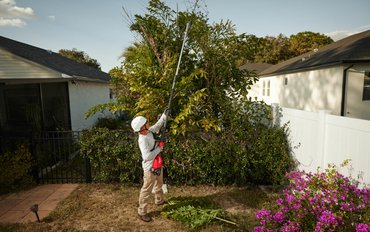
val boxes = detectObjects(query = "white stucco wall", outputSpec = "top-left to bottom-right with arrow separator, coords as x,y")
259,67 -> 344,115
248,65 -> 370,119
68,81 -> 111,131
280,67 -> 343,115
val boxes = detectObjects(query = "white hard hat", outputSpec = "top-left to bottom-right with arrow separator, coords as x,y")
131,116 -> 147,132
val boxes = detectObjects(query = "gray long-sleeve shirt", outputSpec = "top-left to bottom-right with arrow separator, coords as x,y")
138,113 -> 167,172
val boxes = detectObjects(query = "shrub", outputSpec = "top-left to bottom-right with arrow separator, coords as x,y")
254,161 -> 370,232
79,128 -> 141,183
0,144 -> 35,194
165,124 -> 295,186
94,117 -> 127,130
166,101 -> 296,186
80,101 -> 296,186
246,124 -> 295,185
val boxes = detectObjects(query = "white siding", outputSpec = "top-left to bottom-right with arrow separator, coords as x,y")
68,81 -> 111,131
249,65 -> 370,120
0,48 -> 61,79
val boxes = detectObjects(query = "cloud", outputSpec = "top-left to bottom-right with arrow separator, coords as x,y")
326,31 -> 357,41
326,25 -> 370,41
359,24 -> 370,30
0,0 -> 34,27
48,15 -> 56,20
0,17 -> 25,27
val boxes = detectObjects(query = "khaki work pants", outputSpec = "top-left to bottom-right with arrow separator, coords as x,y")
138,168 -> 164,216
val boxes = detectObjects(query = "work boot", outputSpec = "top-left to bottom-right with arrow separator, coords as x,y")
138,214 -> 151,222
155,200 -> 167,206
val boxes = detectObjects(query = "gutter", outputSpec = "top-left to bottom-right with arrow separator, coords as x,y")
340,64 -> 354,116
259,60 -> 369,77
72,75 -> 110,83
61,73 -> 110,83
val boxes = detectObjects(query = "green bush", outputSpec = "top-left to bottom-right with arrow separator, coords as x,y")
79,128 -> 142,183
80,102 -> 297,186
79,126 -> 295,186
165,124 -> 294,186
246,124 -> 295,185
0,144 -> 35,194
94,117 -> 126,130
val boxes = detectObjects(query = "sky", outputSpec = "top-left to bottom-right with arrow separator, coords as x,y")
1,0 -> 370,73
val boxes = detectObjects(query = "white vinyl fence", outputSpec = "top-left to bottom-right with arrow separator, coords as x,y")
275,106 -> 370,185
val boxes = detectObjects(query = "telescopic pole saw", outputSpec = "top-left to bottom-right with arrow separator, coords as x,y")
160,21 -> 191,142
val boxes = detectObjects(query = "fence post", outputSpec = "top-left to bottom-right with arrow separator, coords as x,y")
317,110 -> 330,169
271,103 -> 281,127
29,135 -> 40,184
85,157 -> 92,183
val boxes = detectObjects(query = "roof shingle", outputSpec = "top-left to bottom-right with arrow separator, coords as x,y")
0,36 -> 111,82
259,30 -> 370,76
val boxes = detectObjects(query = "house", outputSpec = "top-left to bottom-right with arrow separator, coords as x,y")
247,30 -> 370,121
240,62 -> 273,74
0,36 -> 112,136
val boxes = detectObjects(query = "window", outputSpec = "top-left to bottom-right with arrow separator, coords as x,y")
363,72 -> 370,101
261,80 -> 270,97
284,77 -> 288,85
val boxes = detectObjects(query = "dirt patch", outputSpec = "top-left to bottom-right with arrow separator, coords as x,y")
0,184 -> 277,231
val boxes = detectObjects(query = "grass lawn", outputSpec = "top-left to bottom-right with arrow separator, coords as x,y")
0,184 -> 279,231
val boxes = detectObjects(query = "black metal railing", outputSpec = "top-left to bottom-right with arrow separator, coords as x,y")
1,131 -> 92,184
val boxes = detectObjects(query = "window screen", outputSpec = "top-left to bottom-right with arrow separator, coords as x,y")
2,82 -> 71,135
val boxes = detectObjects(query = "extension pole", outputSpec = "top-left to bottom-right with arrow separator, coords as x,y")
161,21 -> 191,141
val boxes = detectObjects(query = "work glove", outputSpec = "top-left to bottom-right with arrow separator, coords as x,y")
158,141 -> 164,152
157,109 -> 169,121
163,108 -> 170,117
159,141 -> 164,148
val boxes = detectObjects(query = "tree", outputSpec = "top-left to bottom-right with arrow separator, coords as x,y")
85,0 -> 297,187
236,34 -> 265,66
58,48 -> 101,70
239,31 -> 333,65
289,31 -> 333,57
254,34 -> 292,64
88,0 -> 257,135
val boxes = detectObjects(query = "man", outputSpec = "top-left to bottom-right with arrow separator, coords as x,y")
131,112 -> 167,222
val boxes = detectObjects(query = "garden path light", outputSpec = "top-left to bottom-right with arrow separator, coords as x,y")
30,204 -> 40,222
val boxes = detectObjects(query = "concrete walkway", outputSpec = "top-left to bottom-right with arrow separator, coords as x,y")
0,184 -> 78,223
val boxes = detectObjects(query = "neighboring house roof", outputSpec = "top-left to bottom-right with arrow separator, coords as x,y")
240,63 -> 273,75
0,36 -> 111,82
260,30 -> 370,77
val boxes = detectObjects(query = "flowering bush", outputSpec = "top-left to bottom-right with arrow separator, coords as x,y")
254,161 -> 370,232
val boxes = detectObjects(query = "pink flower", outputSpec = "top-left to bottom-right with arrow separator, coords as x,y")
272,211 -> 286,223
318,210 -> 338,225
256,209 -> 271,219
254,226 -> 265,232
255,166 -> 370,232
356,223 -> 370,232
